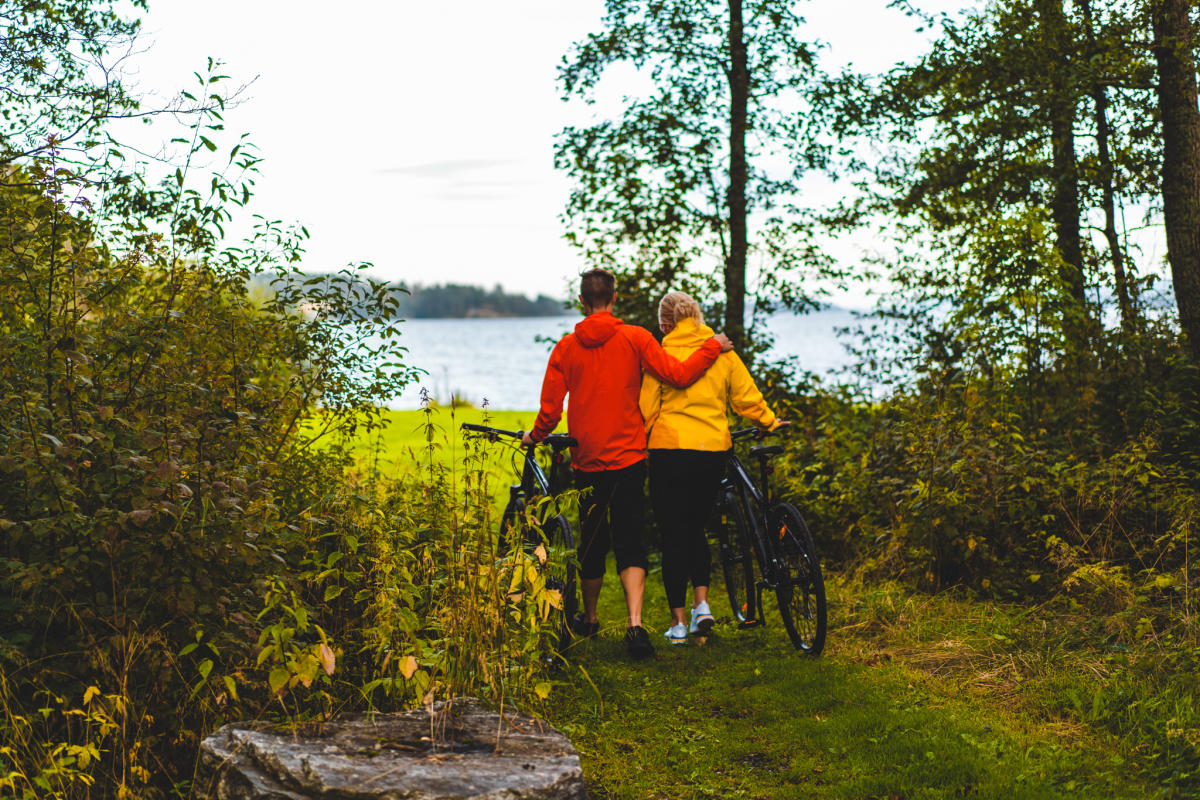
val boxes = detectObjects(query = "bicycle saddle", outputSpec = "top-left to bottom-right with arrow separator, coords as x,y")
541,433 -> 579,449
750,444 -> 784,458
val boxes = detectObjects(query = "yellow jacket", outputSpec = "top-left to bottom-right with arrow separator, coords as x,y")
639,318 -> 778,451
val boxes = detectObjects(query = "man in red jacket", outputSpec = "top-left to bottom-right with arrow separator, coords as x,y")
523,268 -> 732,658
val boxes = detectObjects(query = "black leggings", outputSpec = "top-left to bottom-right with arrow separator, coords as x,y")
649,449 -> 727,609
575,460 -> 649,580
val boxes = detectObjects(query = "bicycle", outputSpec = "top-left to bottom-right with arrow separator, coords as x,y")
711,427 -> 827,654
460,423 -> 580,650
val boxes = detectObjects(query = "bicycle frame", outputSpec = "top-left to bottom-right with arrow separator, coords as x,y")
514,445 -> 564,505
714,426 -> 828,653
460,422 -> 581,653
723,449 -> 785,616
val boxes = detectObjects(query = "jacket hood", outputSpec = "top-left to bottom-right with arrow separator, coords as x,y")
574,311 -> 622,348
663,317 -> 713,348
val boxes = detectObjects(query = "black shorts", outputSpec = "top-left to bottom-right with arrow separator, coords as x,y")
574,460 -> 649,580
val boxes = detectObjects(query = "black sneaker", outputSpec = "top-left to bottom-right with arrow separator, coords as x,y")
625,625 -> 654,659
571,613 -> 600,639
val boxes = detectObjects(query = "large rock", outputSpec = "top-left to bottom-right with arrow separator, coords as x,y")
195,698 -> 586,799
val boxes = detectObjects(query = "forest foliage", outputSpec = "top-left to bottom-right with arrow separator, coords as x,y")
5,0 -> 1200,797
0,4 -> 568,798
563,2 -> 1200,788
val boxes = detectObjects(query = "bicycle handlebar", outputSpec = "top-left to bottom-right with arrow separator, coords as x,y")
730,424 -> 790,442
460,423 -> 578,449
461,422 -> 521,439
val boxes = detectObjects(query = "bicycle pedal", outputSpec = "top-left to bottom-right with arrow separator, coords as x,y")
737,618 -> 763,630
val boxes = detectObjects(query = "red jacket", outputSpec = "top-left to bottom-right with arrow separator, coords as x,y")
530,311 -> 720,472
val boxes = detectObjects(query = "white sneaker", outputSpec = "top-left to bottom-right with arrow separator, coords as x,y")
689,601 -> 715,635
663,622 -> 688,644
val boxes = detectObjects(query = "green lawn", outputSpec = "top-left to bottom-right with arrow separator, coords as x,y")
345,407 -> 555,476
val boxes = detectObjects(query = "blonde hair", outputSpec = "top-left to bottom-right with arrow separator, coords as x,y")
658,291 -> 704,334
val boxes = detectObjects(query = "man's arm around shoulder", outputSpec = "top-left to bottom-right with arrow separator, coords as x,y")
631,326 -> 734,388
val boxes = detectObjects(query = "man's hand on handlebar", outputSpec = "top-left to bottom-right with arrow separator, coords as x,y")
713,333 -> 734,353
521,431 -> 535,447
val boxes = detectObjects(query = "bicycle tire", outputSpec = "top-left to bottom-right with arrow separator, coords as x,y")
542,514 -> 578,651
499,498 -> 522,556
713,487 -> 758,625
767,502 -> 827,655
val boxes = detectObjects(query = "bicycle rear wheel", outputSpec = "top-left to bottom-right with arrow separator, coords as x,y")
542,515 -> 578,651
768,502 -> 827,655
713,487 -> 758,626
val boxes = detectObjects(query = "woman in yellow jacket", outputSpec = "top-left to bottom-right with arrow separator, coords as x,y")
640,291 -> 782,644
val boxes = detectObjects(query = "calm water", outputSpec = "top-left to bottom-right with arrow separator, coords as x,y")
390,309 -> 863,410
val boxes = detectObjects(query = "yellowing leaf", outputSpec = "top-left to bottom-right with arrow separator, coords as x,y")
268,666 -> 289,695
544,589 -> 563,610
533,544 -> 547,565
83,686 -> 100,706
534,681 -> 551,700
399,655 -> 418,680
317,643 -> 336,676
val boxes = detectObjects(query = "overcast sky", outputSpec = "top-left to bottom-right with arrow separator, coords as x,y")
123,1 -> 970,305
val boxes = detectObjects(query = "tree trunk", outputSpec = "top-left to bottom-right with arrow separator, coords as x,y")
1037,0 -> 1086,322
1082,0 -> 1135,333
1152,0 -> 1200,361
725,0 -> 748,351
1093,82 -> 1136,332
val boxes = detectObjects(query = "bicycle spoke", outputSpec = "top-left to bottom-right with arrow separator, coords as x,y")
768,503 -> 827,655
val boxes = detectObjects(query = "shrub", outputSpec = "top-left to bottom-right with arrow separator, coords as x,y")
0,96 -> 567,797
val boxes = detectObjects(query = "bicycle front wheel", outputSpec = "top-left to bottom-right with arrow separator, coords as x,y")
713,487 -> 757,625
542,514 -> 579,651
768,502 -> 827,655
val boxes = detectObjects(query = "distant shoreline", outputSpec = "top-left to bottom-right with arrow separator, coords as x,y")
400,306 -> 855,320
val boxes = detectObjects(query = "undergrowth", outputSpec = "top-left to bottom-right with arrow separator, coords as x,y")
838,577 -> 1200,795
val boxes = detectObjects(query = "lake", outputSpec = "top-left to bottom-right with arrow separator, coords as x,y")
390,308 -> 864,410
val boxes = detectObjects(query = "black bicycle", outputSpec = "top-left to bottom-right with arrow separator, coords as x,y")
460,423 -> 580,650
711,427 -> 827,654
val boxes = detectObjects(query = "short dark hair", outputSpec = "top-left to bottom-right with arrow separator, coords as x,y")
579,268 -> 616,310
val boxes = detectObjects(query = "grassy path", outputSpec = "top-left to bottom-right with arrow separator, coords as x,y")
352,410 -> 1164,798
545,567 -> 1152,799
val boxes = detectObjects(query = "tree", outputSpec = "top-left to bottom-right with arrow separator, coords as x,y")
1151,0 -> 1200,360
852,0 -> 1163,368
1037,0 -> 1085,313
557,0 -> 832,350
0,1 -> 146,164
